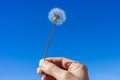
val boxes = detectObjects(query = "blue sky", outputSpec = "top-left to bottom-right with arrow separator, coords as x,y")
0,0 -> 120,80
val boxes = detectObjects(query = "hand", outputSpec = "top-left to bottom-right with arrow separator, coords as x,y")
37,57 -> 89,80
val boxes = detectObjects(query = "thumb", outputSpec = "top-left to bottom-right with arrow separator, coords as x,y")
40,60 -> 68,79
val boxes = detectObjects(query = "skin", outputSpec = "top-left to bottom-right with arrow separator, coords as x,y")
37,57 -> 89,80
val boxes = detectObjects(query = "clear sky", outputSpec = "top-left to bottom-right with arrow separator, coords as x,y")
0,0 -> 120,80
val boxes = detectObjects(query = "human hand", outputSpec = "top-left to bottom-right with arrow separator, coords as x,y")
37,57 -> 89,80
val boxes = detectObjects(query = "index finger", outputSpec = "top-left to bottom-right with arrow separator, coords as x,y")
39,57 -> 76,70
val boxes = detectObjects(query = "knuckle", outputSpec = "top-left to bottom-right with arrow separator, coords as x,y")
69,62 -> 81,71
80,64 -> 88,71
76,62 -> 81,66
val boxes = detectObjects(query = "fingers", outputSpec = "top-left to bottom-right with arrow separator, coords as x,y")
69,62 -> 88,79
69,62 -> 88,72
37,66 -> 56,80
40,57 -> 75,70
37,57 -> 89,80
39,59 -> 69,79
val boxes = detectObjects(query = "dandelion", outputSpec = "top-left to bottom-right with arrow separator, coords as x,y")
43,8 -> 66,60
48,8 -> 66,25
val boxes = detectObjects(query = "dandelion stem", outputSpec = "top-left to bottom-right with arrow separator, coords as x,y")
44,24 -> 56,61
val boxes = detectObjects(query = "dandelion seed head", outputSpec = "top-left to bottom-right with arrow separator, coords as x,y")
48,8 -> 66,25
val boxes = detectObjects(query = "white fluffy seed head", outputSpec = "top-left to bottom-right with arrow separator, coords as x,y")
48,8 -> 66,25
